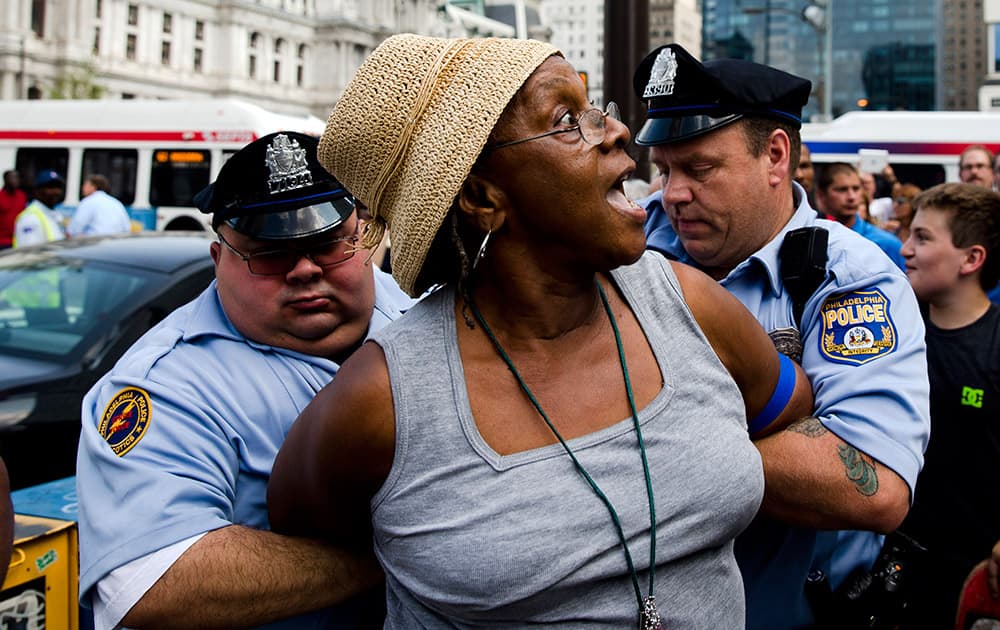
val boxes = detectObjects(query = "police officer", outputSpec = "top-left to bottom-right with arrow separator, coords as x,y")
633,44 -> 930,629
76,131 -> 414,629
13,170 -> 66,247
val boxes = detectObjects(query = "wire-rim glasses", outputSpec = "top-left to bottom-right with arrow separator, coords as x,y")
218,224 -> 360,276
487,101 -> 621,151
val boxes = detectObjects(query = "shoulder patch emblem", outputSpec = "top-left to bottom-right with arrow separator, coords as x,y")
98,387 -> 152,457
819,288 -> 897,365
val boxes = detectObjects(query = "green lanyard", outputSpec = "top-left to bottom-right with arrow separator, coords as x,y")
469,280 -> 663,629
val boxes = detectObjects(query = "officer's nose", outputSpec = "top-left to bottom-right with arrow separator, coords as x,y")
285,252 -> 324,282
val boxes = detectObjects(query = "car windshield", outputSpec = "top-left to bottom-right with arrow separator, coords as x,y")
0,256 -> 152,361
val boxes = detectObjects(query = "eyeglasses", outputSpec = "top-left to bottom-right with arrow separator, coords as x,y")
487,101 -> 621,151
218,225 -> 360,276
893,197 -> 914,205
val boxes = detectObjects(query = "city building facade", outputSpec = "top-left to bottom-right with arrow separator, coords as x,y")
649,0 -> 701,55
485,0 -> 550,39
940,0 -> 989,110
978,0 -> 1000,109
0,0 -> 515,117
540,0 -> 700,107
540,0 -> 604,104
701,0 -> 940,118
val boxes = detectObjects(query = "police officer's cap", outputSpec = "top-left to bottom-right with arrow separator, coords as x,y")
194,131 -> 355,240
633,43 -> 812,146
35,170 -> 65,188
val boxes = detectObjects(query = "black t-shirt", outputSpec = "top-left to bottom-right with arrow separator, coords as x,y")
901,304 -> 1000,621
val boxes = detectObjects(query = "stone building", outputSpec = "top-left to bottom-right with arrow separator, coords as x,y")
0,0 -> 513,117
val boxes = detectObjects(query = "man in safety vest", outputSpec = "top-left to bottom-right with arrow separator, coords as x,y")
14,170 -> 66,248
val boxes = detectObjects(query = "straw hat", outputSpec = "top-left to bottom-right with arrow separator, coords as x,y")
318,34 -> 559,296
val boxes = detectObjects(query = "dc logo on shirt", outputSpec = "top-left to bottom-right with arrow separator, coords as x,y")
99,387 -> 152,456
961,386 -> 984,408
819,288 -> 897,366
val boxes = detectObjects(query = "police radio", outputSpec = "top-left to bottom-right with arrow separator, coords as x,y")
779,226 -> 829,329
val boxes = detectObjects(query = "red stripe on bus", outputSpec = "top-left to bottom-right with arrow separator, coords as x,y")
0,130 -> 259,142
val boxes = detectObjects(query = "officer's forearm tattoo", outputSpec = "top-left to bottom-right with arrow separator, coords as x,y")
838,444 -> 879,496
787,416 -> 827,437
787,417 -> 879,496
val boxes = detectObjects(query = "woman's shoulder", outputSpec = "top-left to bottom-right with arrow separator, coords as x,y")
373,284 -> 452,340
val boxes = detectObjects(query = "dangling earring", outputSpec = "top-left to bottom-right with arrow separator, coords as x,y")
471,229 -> 492,273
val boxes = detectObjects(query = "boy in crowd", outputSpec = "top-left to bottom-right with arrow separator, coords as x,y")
816,162 -> 906,270
898,182 -> 1000,628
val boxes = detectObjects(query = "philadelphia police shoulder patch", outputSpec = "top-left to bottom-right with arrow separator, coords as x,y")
98,387 -> 152,457
819,288 -> 897,365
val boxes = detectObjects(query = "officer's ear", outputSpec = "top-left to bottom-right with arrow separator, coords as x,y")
210,236 -> 222,266
765,128 -> 793,188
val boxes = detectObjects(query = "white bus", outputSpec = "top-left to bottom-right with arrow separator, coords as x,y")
801,110 -> 1000,189
0,99 -> 325,231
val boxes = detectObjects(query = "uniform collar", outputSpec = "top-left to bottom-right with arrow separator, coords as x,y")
644,182 -> 820,299
182,281 -> 248,344
726,182 -> 819,298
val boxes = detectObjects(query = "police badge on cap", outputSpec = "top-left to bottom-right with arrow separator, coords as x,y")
194,131 -> 355,240
633,43 -> 812,146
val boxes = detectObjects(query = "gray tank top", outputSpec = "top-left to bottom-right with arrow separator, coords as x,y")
370,251 -> 764,628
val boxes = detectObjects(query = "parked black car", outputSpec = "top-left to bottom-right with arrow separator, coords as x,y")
0,233 -> 215,489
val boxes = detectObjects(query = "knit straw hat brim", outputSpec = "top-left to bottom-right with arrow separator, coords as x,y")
318,34 -> 560,296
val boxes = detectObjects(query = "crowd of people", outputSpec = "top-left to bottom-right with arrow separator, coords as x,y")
0,168 -> 133,250
0,32 -> 998,630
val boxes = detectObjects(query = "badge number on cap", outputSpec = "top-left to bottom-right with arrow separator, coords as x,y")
644,48 -> 678,99
99,387 -> 152,457
265,133 -> 313,194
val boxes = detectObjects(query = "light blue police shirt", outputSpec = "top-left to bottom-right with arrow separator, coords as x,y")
643,183 -> 930,629
76,268 -> 414,629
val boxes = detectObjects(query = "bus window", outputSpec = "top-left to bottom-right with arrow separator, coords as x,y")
82,149 -> 138,205
149,149 -> 210,207
892,164 -> 946,191
16,148 -> 69,193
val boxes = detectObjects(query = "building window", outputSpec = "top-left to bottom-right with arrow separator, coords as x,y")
128,4 -> 138,26
296,44 -> 306,87
163,13 -> 172,34
31,0 -> 45,37
195,20 -> 204,40
126,33 -> 137,60
274,39 -> 284,83
161,41 -> 171,65
249,32 -> 260,79
93,27 -> 101,55
194,48 -> 203,72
